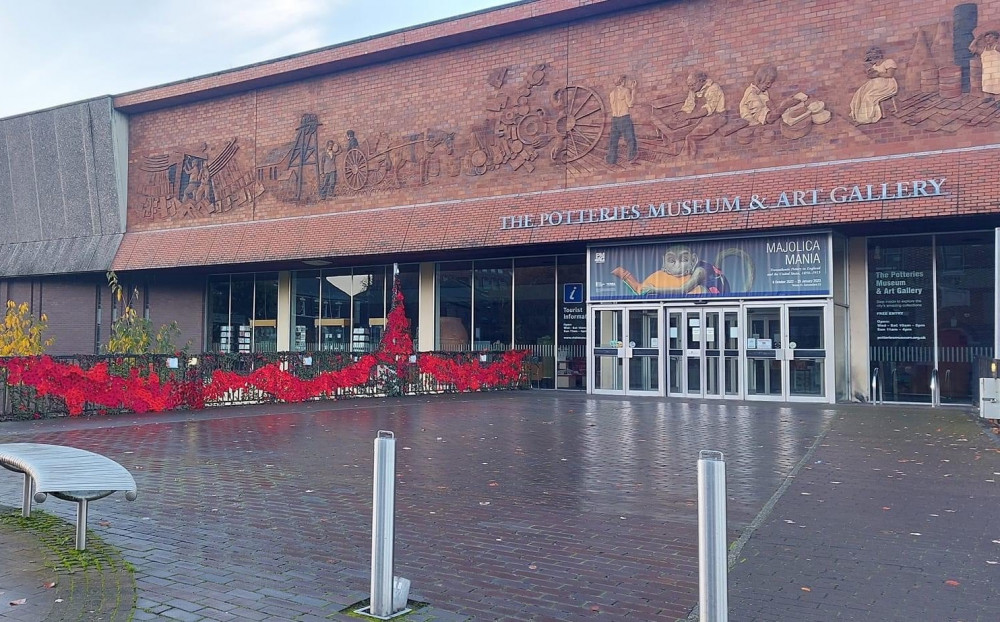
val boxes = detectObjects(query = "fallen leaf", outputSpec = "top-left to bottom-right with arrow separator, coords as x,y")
44,581 -> 57,588
99,520 -> 111,527
944,580 -> 960,587
10,599 -> 26,606
590,605 -> 601,611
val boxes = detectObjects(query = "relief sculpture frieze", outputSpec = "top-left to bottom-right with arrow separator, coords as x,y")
129,2 -> 1000,223
137,138 -> 263,220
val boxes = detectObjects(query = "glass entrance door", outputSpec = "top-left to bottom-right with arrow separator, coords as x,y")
745,304 -> 829,401
667,307 -> 741,399
591,306 -> 661,395
746,307 -> 783,398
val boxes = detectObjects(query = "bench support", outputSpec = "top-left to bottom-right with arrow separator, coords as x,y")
22,472 -> 33,518
76,499 -> 89,551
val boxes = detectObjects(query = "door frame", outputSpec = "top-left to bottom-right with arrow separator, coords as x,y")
743,301 -> 833,403
665,305 -> 742,400
588,300 -> 835,403
589,305 -> 663,396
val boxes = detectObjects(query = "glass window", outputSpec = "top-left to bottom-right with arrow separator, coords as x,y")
868,236 -> 934,403
351,267 -> 386,353
515,257 -> 555,388
438,261 -> 472,351
292,271 -> 321,351
230,275 -> 255,354
936,231 -> 995,404
320,268 -> 352,352
253,273 -> 279,352
207,276 -> 231,353
473,259 -> 512,349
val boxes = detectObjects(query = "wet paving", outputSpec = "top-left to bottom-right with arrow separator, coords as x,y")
1,392 -> 997,621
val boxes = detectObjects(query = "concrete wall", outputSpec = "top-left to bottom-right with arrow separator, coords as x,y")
0,97 -> 126,277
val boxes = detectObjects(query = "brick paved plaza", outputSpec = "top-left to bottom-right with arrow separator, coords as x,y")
2,393 -> 999,621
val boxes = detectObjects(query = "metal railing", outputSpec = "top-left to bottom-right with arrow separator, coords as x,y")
0,350 -> 531,420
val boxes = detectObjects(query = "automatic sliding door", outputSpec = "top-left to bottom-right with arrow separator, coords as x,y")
788,306 -> 826,399
684,310 -> 702,396
704,311 -> 721,397
592,308 -> 624,392
627,308 -> 660,394
746,307 -> 783,398
667,306 -> 741,399
668,311 -> 683,395
723,310 -> 741,396
746,304 -> 829,401
591,306 -> 661,395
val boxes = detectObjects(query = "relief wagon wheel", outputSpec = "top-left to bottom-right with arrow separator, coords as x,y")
344,148 -> 368,190
551,85 -> 605,163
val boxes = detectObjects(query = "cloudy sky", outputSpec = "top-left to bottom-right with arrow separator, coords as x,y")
0,0 -> 514,119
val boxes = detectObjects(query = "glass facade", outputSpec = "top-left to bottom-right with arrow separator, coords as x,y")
437,261 -> 473,351
290,264 -> 415,352
436,254 -> 586,389
515,257 -> 556,388
868,232 -> 995,404
207,272 -> 279,353
936,232 -> 996,404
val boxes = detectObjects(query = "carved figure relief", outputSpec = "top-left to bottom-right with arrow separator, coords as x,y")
850,47 -> 899,124
970,30 -> 1000,101
138,138 -> 262,220
734,64 -> 829,143
319,140 -> 341,199
605,75 -> 638,164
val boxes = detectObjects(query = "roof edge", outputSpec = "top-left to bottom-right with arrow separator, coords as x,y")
113,0 -> 659,114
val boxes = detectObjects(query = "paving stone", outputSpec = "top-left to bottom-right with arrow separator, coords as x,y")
1,394 -> 998,621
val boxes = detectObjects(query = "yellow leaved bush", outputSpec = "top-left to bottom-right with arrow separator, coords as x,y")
0,300 -> 55,356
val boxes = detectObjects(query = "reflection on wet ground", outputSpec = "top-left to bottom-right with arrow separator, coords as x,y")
6,392 -> 957,621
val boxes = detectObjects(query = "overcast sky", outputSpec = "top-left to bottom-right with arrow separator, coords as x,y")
0,0 -> 515,119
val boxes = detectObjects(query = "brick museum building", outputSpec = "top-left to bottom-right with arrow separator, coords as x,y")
0,0 -> 997,405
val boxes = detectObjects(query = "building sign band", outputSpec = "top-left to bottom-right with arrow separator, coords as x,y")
590,234 -> 830,301
500,177 -> 946,230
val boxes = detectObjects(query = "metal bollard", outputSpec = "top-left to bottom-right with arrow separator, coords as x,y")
698,450 -> 728,622
370,430 -> 397,618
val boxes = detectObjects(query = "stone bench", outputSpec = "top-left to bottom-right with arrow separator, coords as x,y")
0,443 -> 137,550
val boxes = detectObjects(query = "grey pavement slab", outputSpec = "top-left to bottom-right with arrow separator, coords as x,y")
0,393 -> 997,621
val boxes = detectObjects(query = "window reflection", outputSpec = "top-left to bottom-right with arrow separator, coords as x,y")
291,266 -> 395,352
207,273 -> 279,353
438,262 -> 472,351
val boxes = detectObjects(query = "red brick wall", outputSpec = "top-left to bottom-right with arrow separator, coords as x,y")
124,0 -> 1000,252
